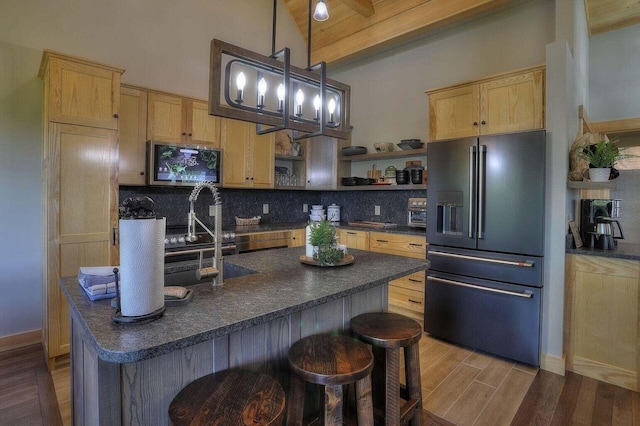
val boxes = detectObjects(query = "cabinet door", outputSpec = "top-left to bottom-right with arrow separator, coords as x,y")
47,57 -> 121,129
189,100 -> 220,146
338,229 -> 369,250
147,93 -> 184,142
250,130 -> 275,188
428,84 -> 479,141
480,69 -> 544,135
47,124 -> 118,358
306,136 -> 340,190
220,118 -> 251,187
289,229 -> 306,247
119,87 -> 148,185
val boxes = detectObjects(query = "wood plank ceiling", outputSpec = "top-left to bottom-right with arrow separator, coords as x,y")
283,0 -> 640,65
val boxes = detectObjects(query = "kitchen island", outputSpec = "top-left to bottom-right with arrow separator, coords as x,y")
61,247 -> 428,425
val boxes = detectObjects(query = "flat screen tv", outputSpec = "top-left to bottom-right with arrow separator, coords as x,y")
147,141 -> 222,186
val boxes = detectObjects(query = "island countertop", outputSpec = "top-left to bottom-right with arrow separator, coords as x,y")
61,247 -> 428,364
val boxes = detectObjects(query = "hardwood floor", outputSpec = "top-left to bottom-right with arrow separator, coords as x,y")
5,337 -> 640,425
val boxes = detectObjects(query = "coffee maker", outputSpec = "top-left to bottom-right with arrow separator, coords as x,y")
580,199 -> 624,249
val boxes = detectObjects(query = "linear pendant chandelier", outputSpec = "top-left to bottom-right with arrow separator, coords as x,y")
208,38 -> 351,140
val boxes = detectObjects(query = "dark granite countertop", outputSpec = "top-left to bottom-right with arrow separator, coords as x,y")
230,221 -> 425,237
566,242 -> 640,261
60,247 -> 429,364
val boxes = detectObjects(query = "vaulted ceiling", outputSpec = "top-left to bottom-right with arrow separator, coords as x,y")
283,0 -> 640,65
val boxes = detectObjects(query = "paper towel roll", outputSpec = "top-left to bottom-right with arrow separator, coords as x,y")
119,218 -> 165,317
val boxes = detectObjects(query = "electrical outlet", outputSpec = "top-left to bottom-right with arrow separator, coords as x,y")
374,205 -> 381,216
209,205 -> 215,216
303,204 -> 308,213
263,204 -> 269,214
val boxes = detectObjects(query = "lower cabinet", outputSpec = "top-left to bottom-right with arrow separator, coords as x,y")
336,229 -> 369,251
289,228 -> 306,247
565,254 -> 640,391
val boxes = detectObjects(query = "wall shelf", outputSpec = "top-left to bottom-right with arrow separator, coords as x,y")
340,148 -> 427,162
567,180 -> 617,190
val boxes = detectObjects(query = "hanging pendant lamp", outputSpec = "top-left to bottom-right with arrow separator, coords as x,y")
313,0 -> 329,21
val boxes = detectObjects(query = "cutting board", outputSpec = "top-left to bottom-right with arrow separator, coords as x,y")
347,221 -> 397,228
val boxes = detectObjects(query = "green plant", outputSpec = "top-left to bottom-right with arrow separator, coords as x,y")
579,138 -> 633,168
316,247 -> 344,265
308,220 -> 336,247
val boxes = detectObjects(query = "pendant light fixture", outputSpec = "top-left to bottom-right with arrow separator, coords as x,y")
313,0 -> 329,21
208,1 -> 349,140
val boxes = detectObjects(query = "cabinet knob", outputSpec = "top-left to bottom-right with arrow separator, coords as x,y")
182,132 -> 187,136
140,172 -> 145,176
113,114 -> 119,119
481,120 -> 486,125
473,122 -> 478,126
250,177 -> 254,180
246,177 -> 249,180
188,133 -> 192,137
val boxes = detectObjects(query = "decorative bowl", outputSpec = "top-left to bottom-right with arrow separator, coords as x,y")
397,139 -> 424,150
342,146 -> 367,156
374,142 -> 394,153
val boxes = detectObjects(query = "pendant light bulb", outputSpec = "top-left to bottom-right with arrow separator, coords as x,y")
296,89 -> 304,106
328,98 -> 336,114
313,95 -> 321,111
236,72 -> 246,90
313,0 -> 329,22
277,84 -> 285,101
258,78 -> 267,96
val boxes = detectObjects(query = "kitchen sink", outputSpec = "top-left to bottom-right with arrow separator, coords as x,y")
164,260 -> 257,287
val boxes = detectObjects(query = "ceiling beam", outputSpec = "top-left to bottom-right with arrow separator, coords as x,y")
340,0 -> 375,17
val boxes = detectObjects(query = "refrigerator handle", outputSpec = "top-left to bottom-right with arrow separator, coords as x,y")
427,276 -> 534,299
428,249 -> 535,268
478,145 -> 486,239
468,146 -> 475,239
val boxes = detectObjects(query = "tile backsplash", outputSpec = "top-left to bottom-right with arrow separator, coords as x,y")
119,186 -> 426,229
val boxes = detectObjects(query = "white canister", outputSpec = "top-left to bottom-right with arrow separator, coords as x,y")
327,204 -> 341,222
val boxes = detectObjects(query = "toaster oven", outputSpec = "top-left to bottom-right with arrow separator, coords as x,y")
408,197 -> 427,228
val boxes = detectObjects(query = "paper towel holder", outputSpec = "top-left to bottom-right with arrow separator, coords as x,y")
111,267 -> 166,324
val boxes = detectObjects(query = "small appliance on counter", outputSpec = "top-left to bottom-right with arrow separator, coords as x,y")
408,197 -> 426,228
579,199 -> 624,249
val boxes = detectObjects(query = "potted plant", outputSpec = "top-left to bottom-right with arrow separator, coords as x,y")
579,138 -> 632,182
308,220 -> 343,265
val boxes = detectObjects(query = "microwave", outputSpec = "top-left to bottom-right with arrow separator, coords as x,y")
147,141 -> 222,186
408,197 -> 427,228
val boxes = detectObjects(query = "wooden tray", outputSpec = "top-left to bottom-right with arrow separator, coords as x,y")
300,254 -> 354,267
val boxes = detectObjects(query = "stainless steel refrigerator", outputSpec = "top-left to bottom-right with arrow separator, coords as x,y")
425,130 -> 545,366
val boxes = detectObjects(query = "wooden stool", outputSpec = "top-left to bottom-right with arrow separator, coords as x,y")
287,334 -> 374,426
351,312 -> 423,426
168,368 -> 285,426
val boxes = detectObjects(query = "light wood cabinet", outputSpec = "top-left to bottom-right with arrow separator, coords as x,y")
119,86 -> 148,185
39,50 -> 122,130
369,232 -> 427,259
147,92 -> 220,146
306,136 -> 349,190
220,118 -> 274,188
289,228 -> 306,247
564,254 -> 640,391
428,66 -> 545,141
337,229 -> 369,250
39,52 -> 122,370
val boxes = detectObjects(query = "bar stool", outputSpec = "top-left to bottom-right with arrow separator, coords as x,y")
287,333 -> 374,426
351,312 -> 423,426
168,368 -> 286,426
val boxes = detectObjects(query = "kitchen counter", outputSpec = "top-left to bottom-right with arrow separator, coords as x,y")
63,247 -> 427,425
566,242 -> 640,261
230,221 -> 425,236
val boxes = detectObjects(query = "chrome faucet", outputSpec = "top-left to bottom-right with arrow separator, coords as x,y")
187,181 -> 223,285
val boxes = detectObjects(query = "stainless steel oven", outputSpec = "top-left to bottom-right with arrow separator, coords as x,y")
408,197 -> 427,228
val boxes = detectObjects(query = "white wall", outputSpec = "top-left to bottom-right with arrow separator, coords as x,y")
0,0 -> 305,339
0,43 -> 44,336
590,24 -> 640,121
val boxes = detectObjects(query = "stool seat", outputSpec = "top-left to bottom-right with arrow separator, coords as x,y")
287,334 -> 374,426
351,312 -> 423,426
169,369 -> 285,426
351,312 -> 422,348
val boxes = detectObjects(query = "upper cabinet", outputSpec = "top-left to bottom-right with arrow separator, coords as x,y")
119,86 -> 148,186
220,118 -> 274,188
427,66 -> 545,141
306,136 -> 349,190
38,50 -> 123,130
147,92 -> 220,146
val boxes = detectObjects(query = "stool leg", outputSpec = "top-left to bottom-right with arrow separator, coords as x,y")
324,384 -> 343,426
386,348 -> 400,426
355,374 -> 374,426
405,344 -> 423,426
287,374 -> 306,426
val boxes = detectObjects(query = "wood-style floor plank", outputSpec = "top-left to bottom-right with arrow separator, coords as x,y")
424,363 -> 480,417
613,384 -> 633,425
549,370 -> 582,426
592,381 -> 616,425
444,380 -> 495,426
475,367 -> 536,426
509,369 -> 565,425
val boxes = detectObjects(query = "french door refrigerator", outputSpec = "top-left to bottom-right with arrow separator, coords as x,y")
425,130 -> 545,366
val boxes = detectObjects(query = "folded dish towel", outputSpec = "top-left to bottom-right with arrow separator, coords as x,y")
78,266 -> 119,288
79,282 -> 116,301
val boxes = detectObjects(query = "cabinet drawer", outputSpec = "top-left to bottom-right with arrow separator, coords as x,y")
390,271 -> 425,292
369,232 -> 426,259
389,286 -> 424,311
